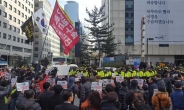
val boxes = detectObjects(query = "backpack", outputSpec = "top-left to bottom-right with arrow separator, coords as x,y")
157,79 -> 166,91
131,90 -> 145,109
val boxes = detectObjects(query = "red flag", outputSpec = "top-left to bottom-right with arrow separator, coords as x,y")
50,1 -> 79,54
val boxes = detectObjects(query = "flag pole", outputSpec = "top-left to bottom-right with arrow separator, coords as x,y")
38,26 -> 50,63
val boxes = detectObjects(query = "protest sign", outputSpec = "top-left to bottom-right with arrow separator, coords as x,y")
91,82 -> 102,94
135,79 -> 144,87
52,65 -> 70,75
5,73 -> 11,80
16,82 -> 29,91
57,81 -> 67,89
46,78 -> 55,85
112,73 -> 116,77
102,79 -> 114,87
116,76 -> 124,83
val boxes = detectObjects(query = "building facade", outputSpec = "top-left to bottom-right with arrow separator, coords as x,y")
64,1 -> 79,24
102,0 -> 184,64
0,0 -> 34,66
34,0 -> 60,62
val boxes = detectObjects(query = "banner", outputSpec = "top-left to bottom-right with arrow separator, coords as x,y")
32,8 -> 49,35
50,1 -> 79,55
21,16 -> 34,43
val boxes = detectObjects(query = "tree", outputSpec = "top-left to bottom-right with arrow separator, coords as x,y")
84,4 -> 116,57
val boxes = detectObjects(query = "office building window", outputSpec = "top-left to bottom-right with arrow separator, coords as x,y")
35,3 -> 39,7
18,1 -> 21,6
35,35 -> 38,38
13,17 -> 16,22
3,33 -> 6,39
34,54 -> 38,57
14,8 -> 16,13
3,11 -> 7,17
131,13 -> 134,17
12,46 -> 22,52
131,28 -> 134,31
17,37 -> 20,42
34,47 -> 38,51
22,4 -> 24,9
9,25 -> 12,30
35,41 -> 38,44
25,7 -> 27,11
4,1 -> 7,7
21,39 -> 23,43
125,28 -> 129,31
28,1 -> 30,5
28,9 -> 30,13
25,15 -> 27,19
131,20 -> 134,24
22,13 -> 24,17
13,36 -> 16,41
9,15 -> 12,20
13,27 -> 16,32
18,19 -> 20,24
18,10 -> 20,15
125,13 -> 129,17
17,28 -> 20,33
14,0 -> 17,3
9,5 -> 12,10
31,4 -> 33,8
125,20 -> 129,24
8,35 -> 11,40
3,22 -> 7,28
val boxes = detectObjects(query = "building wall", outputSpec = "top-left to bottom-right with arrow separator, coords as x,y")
64,1 -> 79,23
149,56 -> 175,64
33,0 -> 60,62
0,0 -> 34,66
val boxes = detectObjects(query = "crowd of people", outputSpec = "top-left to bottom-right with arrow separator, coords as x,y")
0,63 -> 184,110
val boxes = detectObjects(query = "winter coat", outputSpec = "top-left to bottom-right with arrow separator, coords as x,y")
152,91 -> 171,110
163,77 -> 172,94
37,90 -> 54,110
80,81 -> 91,102
118,87 -> 128,110
0,85 -> 11,110
100,100 -> 120,110
171,89 -> 184,110
16,93 -> 41,110
148,82 -> 158,106
48,94 -> 64,110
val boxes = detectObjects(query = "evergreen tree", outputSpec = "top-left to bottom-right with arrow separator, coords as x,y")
84,4 -> 116,56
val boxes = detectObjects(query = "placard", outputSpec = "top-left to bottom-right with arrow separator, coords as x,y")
5,73 -> 11,80
116,76 -> 124,83
46,78 -> 55,85
91,82 -> 102,94
135,79 -> 144,87
16,82 -> 29,91
57,81 -> 67,89
102,79 -> 114,87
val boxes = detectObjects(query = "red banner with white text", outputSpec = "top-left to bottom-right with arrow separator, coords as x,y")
50,1 -> 79,54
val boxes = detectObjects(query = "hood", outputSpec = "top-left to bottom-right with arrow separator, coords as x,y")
19,99 -> 35,109
69,77 -> 75,83
154,91 -> 169,101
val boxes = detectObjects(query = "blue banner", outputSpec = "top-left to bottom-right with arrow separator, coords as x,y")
0,61 -> 8,65
103,57 -> 115,63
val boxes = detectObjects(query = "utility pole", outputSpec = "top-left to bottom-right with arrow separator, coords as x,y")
141,15 -> 146,62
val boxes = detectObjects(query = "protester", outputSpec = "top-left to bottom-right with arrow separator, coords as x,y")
80,76 -> 91,103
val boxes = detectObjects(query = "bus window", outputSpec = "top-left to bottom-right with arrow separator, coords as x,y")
53,58 -> 65,62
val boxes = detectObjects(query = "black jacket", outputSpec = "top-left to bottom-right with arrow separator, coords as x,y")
37,90 -> 54,110
0,85 -> 11,110
148,82 -> 158,106
55,103 -> 79,110
100,100 -> 120,110
163,77 -> 172,94
80,81 -> 91,102
48,94 -> 64,110
16,93 -> 41,110
118,87 -> 128,110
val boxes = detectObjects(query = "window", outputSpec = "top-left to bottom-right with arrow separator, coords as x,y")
0,0 -> 1,4
13,17 -> 16,22
35,28 -> 39,32
3,11 -> 7,17
125,13 -> 129,17
8,35 -> 11,40
34,47 -> 38,51
25,7 -> 27,11
17,37 -> 20,42
28,9 -> 30,13
0,21 -> 1,26
0,32 -> 1,38
131,28 -> 134,31
4,1 -> 7,7
31,4 -> 33,8
26,0 -> 27,3
17,28 -> 20,33
125,28 -> 129,31
31,11 -> 33,15
13,36 -> 16,41
0,10 -> 1,15
14,8 -> 16,13
22,4 -> 24,9
35,41 -> 38,44
35,35 -> 38,38
12,46 -> 22,52
34,54 -> 38,57
28,1 -> 30,5
3,33 -> 6,39
8,25 -> 12,30
13,27 -> 16,32
35,3 -> 39,7
18,10 -> 20,15
25,15 -> 27,19
22,13 -> 24,17
9,15 -> 12,20
18,19 -> 20,24
9,5 -> 12,10
131,13 -> 134,17
14,0 -> 17,3
18,1 -> 21,6
21,39 -> 23,43
3,22 -> 7,28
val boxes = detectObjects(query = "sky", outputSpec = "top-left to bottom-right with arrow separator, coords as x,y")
48,0 -> 102,23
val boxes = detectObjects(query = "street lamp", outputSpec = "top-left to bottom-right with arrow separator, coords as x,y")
147,38 -> 154,62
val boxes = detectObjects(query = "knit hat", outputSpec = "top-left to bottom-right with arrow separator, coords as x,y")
174,81 -> 182,88
131,80 -> 138,87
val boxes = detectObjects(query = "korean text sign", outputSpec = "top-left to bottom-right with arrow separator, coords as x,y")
50,1 -> 79,54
